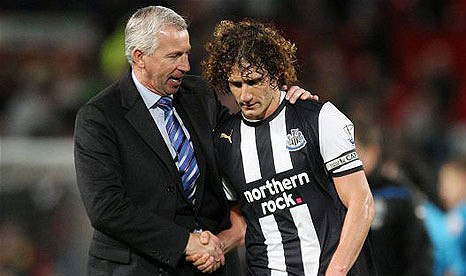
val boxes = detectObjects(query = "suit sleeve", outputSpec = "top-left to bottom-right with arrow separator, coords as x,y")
205,82 -> 231,129
74,104 -> 189,268
216,98 -> 232,127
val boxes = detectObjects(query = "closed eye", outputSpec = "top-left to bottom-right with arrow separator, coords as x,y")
246,77 -> 263,86
229,81 -> 242,88
167,53 -> 182,58
167,50 -> 190,59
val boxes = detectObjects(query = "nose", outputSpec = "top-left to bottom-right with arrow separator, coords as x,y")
240,85 -> 253,102
178,54 -> 190,72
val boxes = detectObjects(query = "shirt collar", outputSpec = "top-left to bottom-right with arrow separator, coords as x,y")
131,70 -> 170,109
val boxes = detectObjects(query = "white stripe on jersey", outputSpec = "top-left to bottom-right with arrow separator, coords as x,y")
269,106 -> 293,174
240,122 -> 262,183
258,215 -> 288,275
290,204 -> 321,276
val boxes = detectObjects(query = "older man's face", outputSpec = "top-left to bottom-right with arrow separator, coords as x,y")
142,26 -> 191,96
228,65 -> 281,120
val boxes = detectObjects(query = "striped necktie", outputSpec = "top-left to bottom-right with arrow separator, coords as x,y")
157,97 -> 199,204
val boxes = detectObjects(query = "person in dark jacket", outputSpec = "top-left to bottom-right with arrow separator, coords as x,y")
356,120 -> 432,276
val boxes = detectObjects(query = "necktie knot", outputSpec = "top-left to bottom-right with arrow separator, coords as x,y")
157,97 -> 173,112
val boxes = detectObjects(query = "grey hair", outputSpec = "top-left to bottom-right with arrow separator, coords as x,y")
124,6 -> 187,64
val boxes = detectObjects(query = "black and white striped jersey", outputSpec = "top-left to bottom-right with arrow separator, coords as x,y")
214,97 -> 375,276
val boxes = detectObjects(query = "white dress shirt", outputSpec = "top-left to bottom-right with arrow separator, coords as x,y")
131,70 -> 193,167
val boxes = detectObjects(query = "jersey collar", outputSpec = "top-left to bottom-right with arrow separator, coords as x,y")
241,91 -> 287,127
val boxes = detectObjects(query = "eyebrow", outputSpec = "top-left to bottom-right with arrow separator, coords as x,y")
228,77 -> 241,82
166,48 -> 191,56
228,75 -> 262,81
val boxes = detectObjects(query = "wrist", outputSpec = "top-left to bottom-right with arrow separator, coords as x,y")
217,230 -> 241,254
326,262 -> 349,276
185,232 -> 198,254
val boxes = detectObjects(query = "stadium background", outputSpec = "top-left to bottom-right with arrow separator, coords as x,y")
1,0 -> 465,275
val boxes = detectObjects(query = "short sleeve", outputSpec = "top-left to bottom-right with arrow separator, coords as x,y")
318,102 -> 363,177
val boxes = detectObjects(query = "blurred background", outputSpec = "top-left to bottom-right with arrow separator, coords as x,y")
1,0 -> 465,275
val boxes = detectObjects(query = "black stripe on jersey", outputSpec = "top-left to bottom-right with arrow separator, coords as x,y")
255,123 -> 276,179
232,118 -> 247,186
285,105 -> 319,170
217,118 -> 247,198
325,149 -> 359,172
276,211 -> 305,276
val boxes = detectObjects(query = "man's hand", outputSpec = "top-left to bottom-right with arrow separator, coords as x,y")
283,85 -> 319,103
185,231 -> 224,273
188,252 -> 222,273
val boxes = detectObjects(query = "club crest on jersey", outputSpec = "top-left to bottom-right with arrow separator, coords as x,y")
343,124 -> 355,145
286,128 -> 307,151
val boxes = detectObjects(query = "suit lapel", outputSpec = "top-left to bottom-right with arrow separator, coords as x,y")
119,71 -> 180,181
119,71 -> 214,206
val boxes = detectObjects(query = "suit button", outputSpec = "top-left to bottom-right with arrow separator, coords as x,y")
167,186 -> 174,192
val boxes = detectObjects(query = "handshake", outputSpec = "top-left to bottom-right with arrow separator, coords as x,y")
185,231 -> 226,273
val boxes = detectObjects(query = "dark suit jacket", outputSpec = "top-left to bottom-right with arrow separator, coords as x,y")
74,71 -> 231,276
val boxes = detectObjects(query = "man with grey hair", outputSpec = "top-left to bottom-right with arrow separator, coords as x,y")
74,5 -> 314,276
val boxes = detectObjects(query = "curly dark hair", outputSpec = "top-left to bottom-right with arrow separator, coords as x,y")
202,19 -> 298,94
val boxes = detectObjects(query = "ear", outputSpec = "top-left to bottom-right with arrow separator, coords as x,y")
132,48 -> 145,68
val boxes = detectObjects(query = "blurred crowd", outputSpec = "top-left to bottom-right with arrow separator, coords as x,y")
1,0 -> 465,275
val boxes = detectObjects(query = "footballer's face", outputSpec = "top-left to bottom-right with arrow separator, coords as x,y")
228,64 -> 281,120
